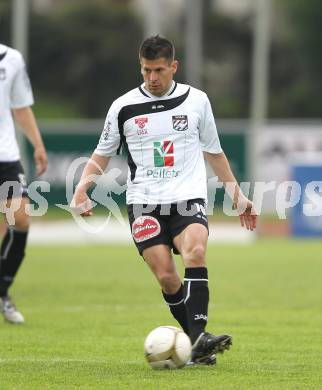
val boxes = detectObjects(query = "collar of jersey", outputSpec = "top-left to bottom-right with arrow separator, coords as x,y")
0,44 -> 8,59
140,81 -> 177,99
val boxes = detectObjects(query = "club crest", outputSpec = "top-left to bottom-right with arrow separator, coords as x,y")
172,115 -> 188,131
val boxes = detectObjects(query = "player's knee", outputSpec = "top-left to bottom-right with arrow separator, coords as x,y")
183,245 -> 206,266
12,214 -> 30,231
157,271 -> 179,293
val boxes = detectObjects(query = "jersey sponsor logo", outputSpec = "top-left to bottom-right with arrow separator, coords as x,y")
154,140 -> 174,167
147,168 -> 180,178
172,115 -> 188,131
132,216 -> 161,243
135,117 -> 148,129
0,68 -> 6,81
137,128 -> 148,136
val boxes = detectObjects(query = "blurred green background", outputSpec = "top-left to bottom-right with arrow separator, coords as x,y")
1,0 -> 322,119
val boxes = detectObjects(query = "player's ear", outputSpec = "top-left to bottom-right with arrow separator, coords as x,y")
172,60 -> 179,74
139,58 -> 145,76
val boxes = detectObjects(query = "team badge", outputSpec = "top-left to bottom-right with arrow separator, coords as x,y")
135,117 -> 149,135
172,115 -> 188,131
0,68 -> 6,81
132,216 -> 161,243
135,117 -> 148,129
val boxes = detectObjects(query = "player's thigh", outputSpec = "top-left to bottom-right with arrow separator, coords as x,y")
3,196 -> 30,230
127,204 -> 172,256
0,160 -> 29,229
143,244 -> 181,293
173,223 -> 208,267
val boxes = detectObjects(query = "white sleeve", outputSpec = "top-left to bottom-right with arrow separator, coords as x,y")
10,54 -> 34,109
94,102 -> 121,157
199,95 -> 222,154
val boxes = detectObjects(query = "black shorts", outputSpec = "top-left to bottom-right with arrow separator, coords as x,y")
127,198 -> 208,256
0,161 -> 28,201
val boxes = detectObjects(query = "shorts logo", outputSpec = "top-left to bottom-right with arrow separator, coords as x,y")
172,115 -> 188,131
132,216 -> 161,243
135,117 -> 148,129
154,140 -> 174,167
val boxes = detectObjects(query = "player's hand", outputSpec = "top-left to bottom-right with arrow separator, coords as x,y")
235,196 -> 257,231
34,146 -> 48,176
70,188 -> 93,217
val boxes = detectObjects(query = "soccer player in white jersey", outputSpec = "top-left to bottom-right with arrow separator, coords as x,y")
71,36 -> 257,364
0,43 -> 47,323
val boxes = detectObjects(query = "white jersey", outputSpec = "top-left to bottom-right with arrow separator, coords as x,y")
95,82 -> 222,204
0,44 -> 34,162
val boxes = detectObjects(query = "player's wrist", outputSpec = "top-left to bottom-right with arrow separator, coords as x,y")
75,182 -> 89,193
232,193 -> 249,210
34,143 -> 46,151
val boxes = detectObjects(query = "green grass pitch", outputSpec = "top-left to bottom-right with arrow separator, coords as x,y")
0,240 -> 321,389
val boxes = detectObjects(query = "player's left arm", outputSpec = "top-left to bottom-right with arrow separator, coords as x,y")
204,151 -> 257,231
12,106 -> 48,176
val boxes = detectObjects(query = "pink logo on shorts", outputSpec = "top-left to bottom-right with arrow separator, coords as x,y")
132,216 -> 161,243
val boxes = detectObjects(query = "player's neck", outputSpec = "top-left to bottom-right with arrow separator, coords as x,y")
144,81 -> 175,98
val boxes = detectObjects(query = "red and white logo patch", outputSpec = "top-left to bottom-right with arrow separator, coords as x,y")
135,117 -> 148,129
132,216 -> 161,243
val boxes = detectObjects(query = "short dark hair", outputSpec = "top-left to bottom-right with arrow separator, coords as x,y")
139,35 -> 175,63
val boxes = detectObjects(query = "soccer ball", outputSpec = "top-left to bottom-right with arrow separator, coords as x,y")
144,326 -> 192,369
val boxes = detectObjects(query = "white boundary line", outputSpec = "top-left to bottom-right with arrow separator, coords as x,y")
28,219 -> 255,245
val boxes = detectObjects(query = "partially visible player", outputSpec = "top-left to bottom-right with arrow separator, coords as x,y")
0,43 -> 48,324
71,36 -> 257,364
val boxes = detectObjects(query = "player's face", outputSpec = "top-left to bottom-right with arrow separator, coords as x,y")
140,57 -> 178,97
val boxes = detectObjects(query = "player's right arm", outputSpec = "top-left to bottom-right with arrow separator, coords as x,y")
71,100 -> 121,217
12,107 -> 48,176
10,50 -> 48,176
71,153 -> 111,217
